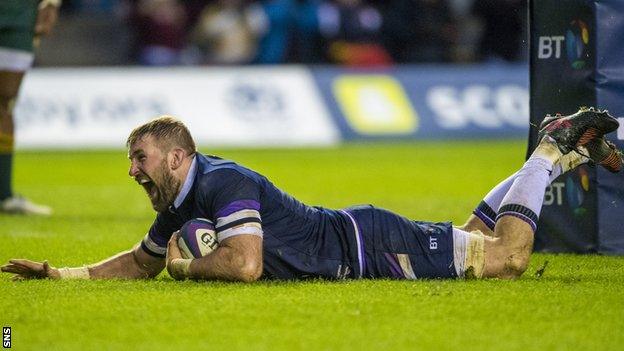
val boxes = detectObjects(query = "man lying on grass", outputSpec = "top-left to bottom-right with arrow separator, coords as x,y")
2,108 -> 622,282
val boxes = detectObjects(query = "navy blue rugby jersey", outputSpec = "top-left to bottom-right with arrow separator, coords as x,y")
140,154 -> 363,280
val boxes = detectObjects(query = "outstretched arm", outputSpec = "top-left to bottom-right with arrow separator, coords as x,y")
35,0 -> 61,37
1,244 -> 165,280
167,233 -> 263,283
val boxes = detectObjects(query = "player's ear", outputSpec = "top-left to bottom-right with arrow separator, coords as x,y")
169,148 -> 186,170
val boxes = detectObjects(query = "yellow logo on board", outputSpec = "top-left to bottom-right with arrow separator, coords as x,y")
333,76 -> 418,135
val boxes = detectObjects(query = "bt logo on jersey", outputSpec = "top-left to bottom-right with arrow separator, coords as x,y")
429,237 -> 438,250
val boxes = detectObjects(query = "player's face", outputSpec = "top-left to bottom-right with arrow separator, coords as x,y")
128,135 -> 181,212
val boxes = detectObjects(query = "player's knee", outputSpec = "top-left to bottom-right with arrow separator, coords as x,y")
485,239 -> 531,279
504,253 -> 530,278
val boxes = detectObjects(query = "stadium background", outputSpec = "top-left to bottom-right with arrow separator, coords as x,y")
21,0 -> 531,151
3,0 -> 624,350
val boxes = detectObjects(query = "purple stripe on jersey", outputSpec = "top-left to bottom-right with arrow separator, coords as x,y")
141,241 -> 165,258
215,200 -> 261,218
384,253 -> 404,279
341,210 -> 366,278
149,230 -> 169,247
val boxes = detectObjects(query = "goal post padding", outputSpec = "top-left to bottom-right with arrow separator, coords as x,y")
528,0 -> 624,254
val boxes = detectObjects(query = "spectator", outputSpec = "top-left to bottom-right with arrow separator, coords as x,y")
253,0 -> 295,64
288,0 -> 323,63
381,0 -> 457,63
190,0 -> 267,64
317,0 -> 391,66
472,0 -> 526,62
128,0 -> 188,65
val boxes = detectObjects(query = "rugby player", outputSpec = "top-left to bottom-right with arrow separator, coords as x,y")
0,0 -> 59,215
2,108 -> 622,281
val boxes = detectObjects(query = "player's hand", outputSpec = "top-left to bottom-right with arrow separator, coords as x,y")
35,1 -> 60,37
166,231 -> 183,261
166,231 -> 190,280
1,259 -> 61,281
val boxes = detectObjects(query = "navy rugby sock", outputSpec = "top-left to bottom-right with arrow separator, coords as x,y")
0,132 -> 13,200
0,153 -> 12,200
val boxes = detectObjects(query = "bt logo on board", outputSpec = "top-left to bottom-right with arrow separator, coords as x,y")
537,19 -> 590,70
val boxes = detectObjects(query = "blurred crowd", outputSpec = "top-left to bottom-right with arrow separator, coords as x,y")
47,0 -> 527,66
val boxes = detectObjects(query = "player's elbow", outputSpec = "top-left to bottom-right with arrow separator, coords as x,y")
237,259 -> 262,282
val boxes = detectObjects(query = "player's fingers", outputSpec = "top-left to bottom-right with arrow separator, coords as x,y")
168,233 -> 182,256
1,264 -> 26,274
8,259 -> 28,265
167,233 -> 177,252
9,259 -> 42,271
3,266 -> 28,276
2,262 -> 37,273
1,263 -> 14,271
167,231 -> 180,245
172,232 -> 180,246
9,259 -> 34,266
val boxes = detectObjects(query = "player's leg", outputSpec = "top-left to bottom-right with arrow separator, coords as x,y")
344,205 -> 461,279
459,107 -> 624,237
460,133 -> 622,239
450,136 -> 560,278
0,71 -> 23,204
474,135 -> 561,278
459,172 -> 518,237
458,149 -> 589,237
0,1 -> 51,215
478,108 -> 622,279
459,109 -> 622,279
0,70 -> 53,215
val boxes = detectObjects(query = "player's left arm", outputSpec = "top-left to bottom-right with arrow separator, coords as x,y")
86,244 -> 166,279
166,169 -> 264,282
1,244 -> 165,280
35,0 -> 61,37
167,232 -> 263,282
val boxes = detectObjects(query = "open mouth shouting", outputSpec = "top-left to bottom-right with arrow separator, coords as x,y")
136,176 -> 159,202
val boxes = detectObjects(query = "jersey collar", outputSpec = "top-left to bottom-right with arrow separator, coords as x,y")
173,154 -> 197,209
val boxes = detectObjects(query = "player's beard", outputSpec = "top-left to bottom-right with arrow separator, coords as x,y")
147,159 -> 181,212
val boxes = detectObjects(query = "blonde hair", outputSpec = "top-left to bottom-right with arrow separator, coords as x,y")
126,115 -> 196,155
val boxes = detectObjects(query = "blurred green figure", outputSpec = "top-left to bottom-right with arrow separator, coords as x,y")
0,0 -> 59,215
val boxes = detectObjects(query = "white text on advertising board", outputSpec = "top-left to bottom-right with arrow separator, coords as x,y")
426,85 -> 528,129
538,36 -> 565,59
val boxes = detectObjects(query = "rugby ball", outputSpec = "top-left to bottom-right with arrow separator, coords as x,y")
177,218 -> 219,259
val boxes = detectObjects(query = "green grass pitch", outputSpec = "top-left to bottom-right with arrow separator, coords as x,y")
1,140 -> 623,350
